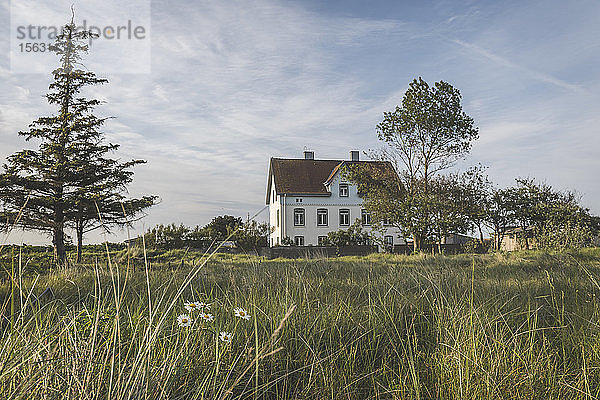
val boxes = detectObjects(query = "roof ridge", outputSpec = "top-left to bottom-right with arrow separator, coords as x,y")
271,157 -> 388,163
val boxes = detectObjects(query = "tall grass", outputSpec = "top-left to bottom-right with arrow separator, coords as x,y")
1,248 -> 600,398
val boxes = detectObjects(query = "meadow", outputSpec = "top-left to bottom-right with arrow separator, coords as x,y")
0,246 -> 600,399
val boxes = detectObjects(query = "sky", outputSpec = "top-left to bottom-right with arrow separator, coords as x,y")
1,0 -> 599,245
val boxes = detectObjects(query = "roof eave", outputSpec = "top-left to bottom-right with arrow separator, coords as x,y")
279,192 -> 332,197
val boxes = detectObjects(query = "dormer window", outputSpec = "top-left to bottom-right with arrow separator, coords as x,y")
339,184 -> 349,197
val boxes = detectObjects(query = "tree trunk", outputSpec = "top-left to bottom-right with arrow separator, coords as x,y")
478,224 -> 485,246
53,187 -> 66,266
76,224 -> 83,264
53,225 -> 66,266
494,227 -> 504,251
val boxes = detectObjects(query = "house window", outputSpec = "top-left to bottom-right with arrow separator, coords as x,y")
294,208 -> 305,226
339,209 -> 350,226
318,236 -> 328,245
383,217 -> 391,226
294,236 -> 304,246
295,198 -> 303,203
361,209 -> 371,226
317,209 -> 328,226
339,183 -> 349,197
277,209 -> 280,227
384,236 -> 394,246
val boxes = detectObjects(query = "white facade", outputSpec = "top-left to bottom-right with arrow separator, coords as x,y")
268,161 -> 404,247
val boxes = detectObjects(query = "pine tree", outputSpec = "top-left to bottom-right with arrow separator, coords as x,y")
0,18 -> 155,264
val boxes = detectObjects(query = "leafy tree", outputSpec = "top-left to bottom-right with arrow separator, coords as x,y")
484,188 -> 516,250
348,77 -> 479,251
325,220 -> 374,247
375,77 -> 478,194
343,161 -> 407,234
0,19 -> 154,265
484,178 -> 599,251
232,220 -> 270,251
185,225 -> 211,249
142,224 -> 191,250
508,179 -> 599,250
139,217 -> 270,252
204,215 -> 243,242
459,166 -> 492,246
140,223 -> 211,250
429,173 -> 473,251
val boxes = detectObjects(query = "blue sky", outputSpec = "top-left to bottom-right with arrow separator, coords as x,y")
1,0 -> 599,244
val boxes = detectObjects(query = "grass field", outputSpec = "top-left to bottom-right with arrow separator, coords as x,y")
0,246 -> 600,399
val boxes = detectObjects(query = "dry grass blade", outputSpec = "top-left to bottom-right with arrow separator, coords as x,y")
0,195 -> 30,256
219,304 -> 296,400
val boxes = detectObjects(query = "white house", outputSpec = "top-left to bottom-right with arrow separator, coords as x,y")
266,151 -> 405,248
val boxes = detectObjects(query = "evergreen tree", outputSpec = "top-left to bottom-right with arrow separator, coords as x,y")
0,18 -> 155,264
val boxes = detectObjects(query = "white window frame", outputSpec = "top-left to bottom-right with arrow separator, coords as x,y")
384,235 -> 394,246
339,183 -> 349,197
361,209 -> 371,226
318,236 -> 328,246
294,208 -> 305,226
339,209 -> 350,226
294,236 -> 304,246
317,208 -> 328,226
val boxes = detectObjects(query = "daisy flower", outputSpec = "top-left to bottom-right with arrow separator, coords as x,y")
199,312 -> 214,323
177,314 -> 192,327
234,307 -> 251,320
184,301 -> 202,312
219,331 -> 233,343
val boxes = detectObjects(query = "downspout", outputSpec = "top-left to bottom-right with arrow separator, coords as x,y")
281,194 -> 286,244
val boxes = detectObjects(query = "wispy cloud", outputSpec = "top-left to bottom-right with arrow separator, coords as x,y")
452,39 -> 588,95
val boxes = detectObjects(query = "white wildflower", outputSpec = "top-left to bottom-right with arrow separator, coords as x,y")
234,307 -> 251,320
219,331 -> 233,343
177,314 -> 192,327
199,312 -> 214,323
184,301 -> 202,312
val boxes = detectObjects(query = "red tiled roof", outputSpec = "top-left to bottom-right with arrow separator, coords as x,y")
266,158 -> 397,204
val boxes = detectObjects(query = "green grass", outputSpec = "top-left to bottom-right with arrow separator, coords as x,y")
0,247 -> 600,399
